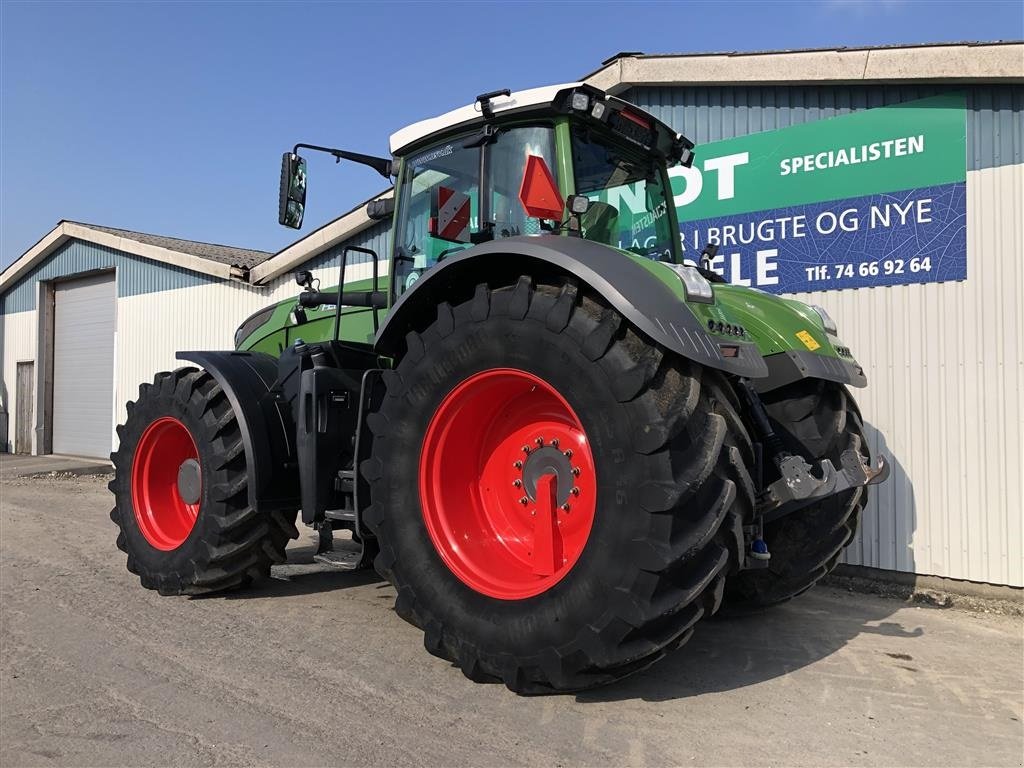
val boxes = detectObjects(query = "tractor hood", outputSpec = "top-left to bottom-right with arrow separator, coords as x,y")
624,254 -> 867,392
709,283 -> 867,391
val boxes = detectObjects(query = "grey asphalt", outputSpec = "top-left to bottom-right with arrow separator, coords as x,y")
1,473 -> 1022,767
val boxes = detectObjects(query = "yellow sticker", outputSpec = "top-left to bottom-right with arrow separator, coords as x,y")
796,330 -> 821,351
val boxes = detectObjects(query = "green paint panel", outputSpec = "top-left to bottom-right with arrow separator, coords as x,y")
238,274 -> 391,354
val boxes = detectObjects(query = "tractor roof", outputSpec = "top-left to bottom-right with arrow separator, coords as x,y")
389,82 -> 584,156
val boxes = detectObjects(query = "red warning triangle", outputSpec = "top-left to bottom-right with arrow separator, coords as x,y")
518,155 -> 564,221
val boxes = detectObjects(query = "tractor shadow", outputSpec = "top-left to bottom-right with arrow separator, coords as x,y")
221,533 -> 387,600
577,585 -> 923,703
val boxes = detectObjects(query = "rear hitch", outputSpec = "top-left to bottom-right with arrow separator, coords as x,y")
734,379 -> 890,571
759,449 -> 889,524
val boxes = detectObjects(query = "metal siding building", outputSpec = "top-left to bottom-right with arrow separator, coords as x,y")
0,216 -> 391,460
584,47 -> 1022,587
1,42 -> 1020,587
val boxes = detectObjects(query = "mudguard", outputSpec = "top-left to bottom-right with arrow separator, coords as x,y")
375,235 -> 768,379
176,351 -> 300,512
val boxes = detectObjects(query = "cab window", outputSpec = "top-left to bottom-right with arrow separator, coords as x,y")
488,126 -> 558,238
393,125 -> 559,296
571,125 -> 677,262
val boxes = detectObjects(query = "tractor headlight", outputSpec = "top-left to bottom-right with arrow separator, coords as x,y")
570,92 -> 590,112
811,304 -> 838,335
668,264 -> 714,304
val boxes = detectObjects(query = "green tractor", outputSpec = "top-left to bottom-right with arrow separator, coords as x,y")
110,83 -> 887,693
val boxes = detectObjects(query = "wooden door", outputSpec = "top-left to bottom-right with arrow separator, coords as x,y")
16,361 -> 34,454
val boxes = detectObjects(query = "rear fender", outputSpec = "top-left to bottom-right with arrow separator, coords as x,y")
176,351 -> 300,512
375,236 -> 768,379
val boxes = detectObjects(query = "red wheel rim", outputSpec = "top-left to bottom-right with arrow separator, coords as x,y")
419,368 -> 597,600
131,416 -> 201,550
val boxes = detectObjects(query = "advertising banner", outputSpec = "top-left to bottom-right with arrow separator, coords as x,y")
624,93 -> 968,294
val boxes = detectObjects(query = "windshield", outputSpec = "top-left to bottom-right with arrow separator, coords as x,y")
393,125 -> 559,296
571,125 -> 677,262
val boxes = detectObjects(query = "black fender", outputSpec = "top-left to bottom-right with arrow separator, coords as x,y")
176,350 -> 300,512
375,235 -> 768,379
754,350 -> 868,393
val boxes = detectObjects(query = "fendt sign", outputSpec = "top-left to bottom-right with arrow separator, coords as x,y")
625,93 -> 968,294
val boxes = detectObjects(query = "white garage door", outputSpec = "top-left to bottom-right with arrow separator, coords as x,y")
52,273 -> 116,457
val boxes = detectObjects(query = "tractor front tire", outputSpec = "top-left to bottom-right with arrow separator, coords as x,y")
363,278 -> 754,693
110,367 -> 298,595
725,379 -> 868,609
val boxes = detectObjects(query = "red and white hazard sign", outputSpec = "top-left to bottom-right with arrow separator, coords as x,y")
430,185 -> 472,243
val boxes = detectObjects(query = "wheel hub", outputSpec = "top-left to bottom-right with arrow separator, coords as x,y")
176,458 -> 202,505
419,368 -> 597,600
519,444 -> 579,508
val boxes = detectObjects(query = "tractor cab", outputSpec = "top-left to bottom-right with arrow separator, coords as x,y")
384,84 -> 694,296
277,83 -> 695,306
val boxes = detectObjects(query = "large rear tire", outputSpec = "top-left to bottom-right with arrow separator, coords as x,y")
725,379 -> 868,609
110,367 -> 298,595
363,277 -> 754,693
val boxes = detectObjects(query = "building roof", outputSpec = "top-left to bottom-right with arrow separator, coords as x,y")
584,41 -> 1024,94
81,224 -> 272,269
0,220 -> 272,293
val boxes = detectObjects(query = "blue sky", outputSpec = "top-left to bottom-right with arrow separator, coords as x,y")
1,0 -> 1021,269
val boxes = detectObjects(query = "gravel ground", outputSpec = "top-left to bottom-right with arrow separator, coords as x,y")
2,474 -> 1022,768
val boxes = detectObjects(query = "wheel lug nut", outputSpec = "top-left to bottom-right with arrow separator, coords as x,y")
551,439 -> 559,448
561,503 -> 571,512
571,487 -> 580,496
519,497 -> 529,505
571,467 -> 580,476
513,479 -> 522,488
522,446 -> 531,454
514,461 -> 523,469
535,437 -> 544,446
563,449 -> 573,459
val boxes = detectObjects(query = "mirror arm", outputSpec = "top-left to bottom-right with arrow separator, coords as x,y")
293,143 -> 392,179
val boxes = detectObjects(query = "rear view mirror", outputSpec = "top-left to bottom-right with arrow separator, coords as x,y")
279,152 -> 307,229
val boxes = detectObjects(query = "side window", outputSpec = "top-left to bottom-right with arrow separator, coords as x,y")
572,126 -> 674,261
393,125 -> 559,297
488,126 -> 559,238
395,143 -> 480,295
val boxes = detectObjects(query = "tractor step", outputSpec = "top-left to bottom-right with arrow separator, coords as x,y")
324,508 -> 356,522
324,470 -> 357,521
312,537 -> 366,570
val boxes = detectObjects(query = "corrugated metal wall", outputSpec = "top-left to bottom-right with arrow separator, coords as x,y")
626,84 -> 1023,171
624,83 -> 1023,587
1,240 -> 220,314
